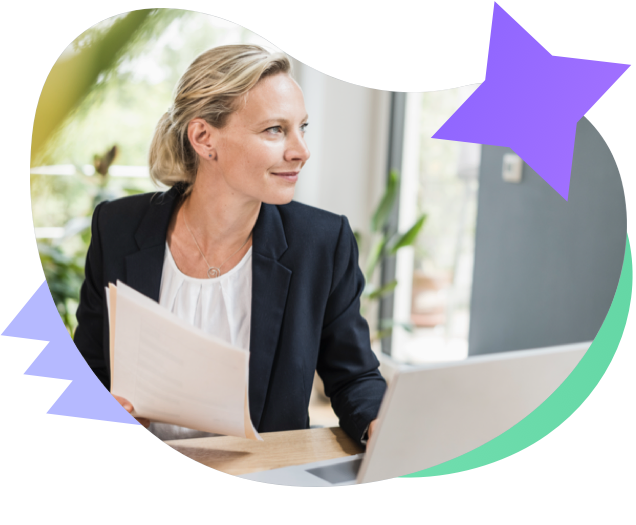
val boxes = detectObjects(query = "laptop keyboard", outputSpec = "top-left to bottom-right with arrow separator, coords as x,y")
306,458 -> 363,484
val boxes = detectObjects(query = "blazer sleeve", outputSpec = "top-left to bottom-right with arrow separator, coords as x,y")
316,216 -> 387,445
73,202 -> 110,389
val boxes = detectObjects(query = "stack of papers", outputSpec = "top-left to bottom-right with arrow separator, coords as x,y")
106,281 -> 261,440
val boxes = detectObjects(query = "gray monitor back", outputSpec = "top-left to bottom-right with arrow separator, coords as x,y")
469,118 -> 626,356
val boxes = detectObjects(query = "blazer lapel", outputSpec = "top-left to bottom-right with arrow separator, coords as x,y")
125,246 -> 167,301
249,204 -> 291,429
125,186 -> 183,301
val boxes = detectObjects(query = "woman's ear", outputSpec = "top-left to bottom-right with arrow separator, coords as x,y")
187,118 -> 218,160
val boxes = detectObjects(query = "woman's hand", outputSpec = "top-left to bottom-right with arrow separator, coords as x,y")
367,419 -> 378,441
113,394 -> 151,428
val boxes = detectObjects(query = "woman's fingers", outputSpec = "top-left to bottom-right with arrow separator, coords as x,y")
136,418 -> 151,428
368,419 -> 378,440
113,394 -> 134,413
113,395 -> 150,428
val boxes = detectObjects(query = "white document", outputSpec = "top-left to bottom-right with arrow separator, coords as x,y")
108,280 -> 261,440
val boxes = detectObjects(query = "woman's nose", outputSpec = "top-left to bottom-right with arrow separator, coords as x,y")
284,132 -> 310,163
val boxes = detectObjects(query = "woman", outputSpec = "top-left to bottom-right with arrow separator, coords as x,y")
74,44 -> 385,445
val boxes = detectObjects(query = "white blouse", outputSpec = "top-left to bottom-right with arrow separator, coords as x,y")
148,242 -> 253,441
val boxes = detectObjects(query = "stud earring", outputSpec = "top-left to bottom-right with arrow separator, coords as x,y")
208,153 -> 212,158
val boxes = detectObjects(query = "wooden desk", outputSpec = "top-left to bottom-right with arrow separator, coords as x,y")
165,427 -> 363,476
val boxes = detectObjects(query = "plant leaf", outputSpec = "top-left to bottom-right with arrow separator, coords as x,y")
372,328 -> 393,342
371,169 -> 399,233
388,214 -> 427,255
362,282 -> 376,297
365,236 -> 387,279
381,319 -> 415,333
353,230 -> 363,252
367,279 -> 397,300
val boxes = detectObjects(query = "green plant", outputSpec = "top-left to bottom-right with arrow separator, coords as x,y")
357,169 -> 427,341
38,242 -> 86,334
37,145 -> 121,334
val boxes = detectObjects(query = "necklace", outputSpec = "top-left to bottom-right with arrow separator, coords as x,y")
182,205 -> 253,279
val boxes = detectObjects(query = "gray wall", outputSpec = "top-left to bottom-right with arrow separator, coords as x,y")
469,118 -> 626,356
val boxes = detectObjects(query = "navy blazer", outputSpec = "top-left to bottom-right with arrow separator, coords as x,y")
74,184 -> 386,444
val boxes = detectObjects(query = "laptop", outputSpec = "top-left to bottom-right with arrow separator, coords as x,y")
239,341 -> 589,486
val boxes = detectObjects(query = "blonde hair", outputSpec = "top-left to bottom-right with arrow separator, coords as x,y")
149,45 -> 291,190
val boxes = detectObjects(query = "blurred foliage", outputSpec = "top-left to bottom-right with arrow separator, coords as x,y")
33,10 -> 151,164
38,242 -> 85,333
36,146 -> 131,334
357,170 -> 427,342
31,9 -> 272,166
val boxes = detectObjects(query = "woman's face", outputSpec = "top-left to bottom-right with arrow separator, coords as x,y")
208,73 -> 310,205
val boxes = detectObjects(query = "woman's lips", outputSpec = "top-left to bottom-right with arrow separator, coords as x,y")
272,171 -> 299,183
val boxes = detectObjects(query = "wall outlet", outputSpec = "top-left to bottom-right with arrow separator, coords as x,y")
502,153 -> 523,183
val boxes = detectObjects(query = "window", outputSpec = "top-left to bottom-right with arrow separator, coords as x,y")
392,87 -> 481,364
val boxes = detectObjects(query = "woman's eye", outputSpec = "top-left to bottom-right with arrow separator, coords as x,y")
266,126 -> 283,134
301,122 -> 309,133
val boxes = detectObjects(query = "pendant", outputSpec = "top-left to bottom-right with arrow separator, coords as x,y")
207,267 -> 221,278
